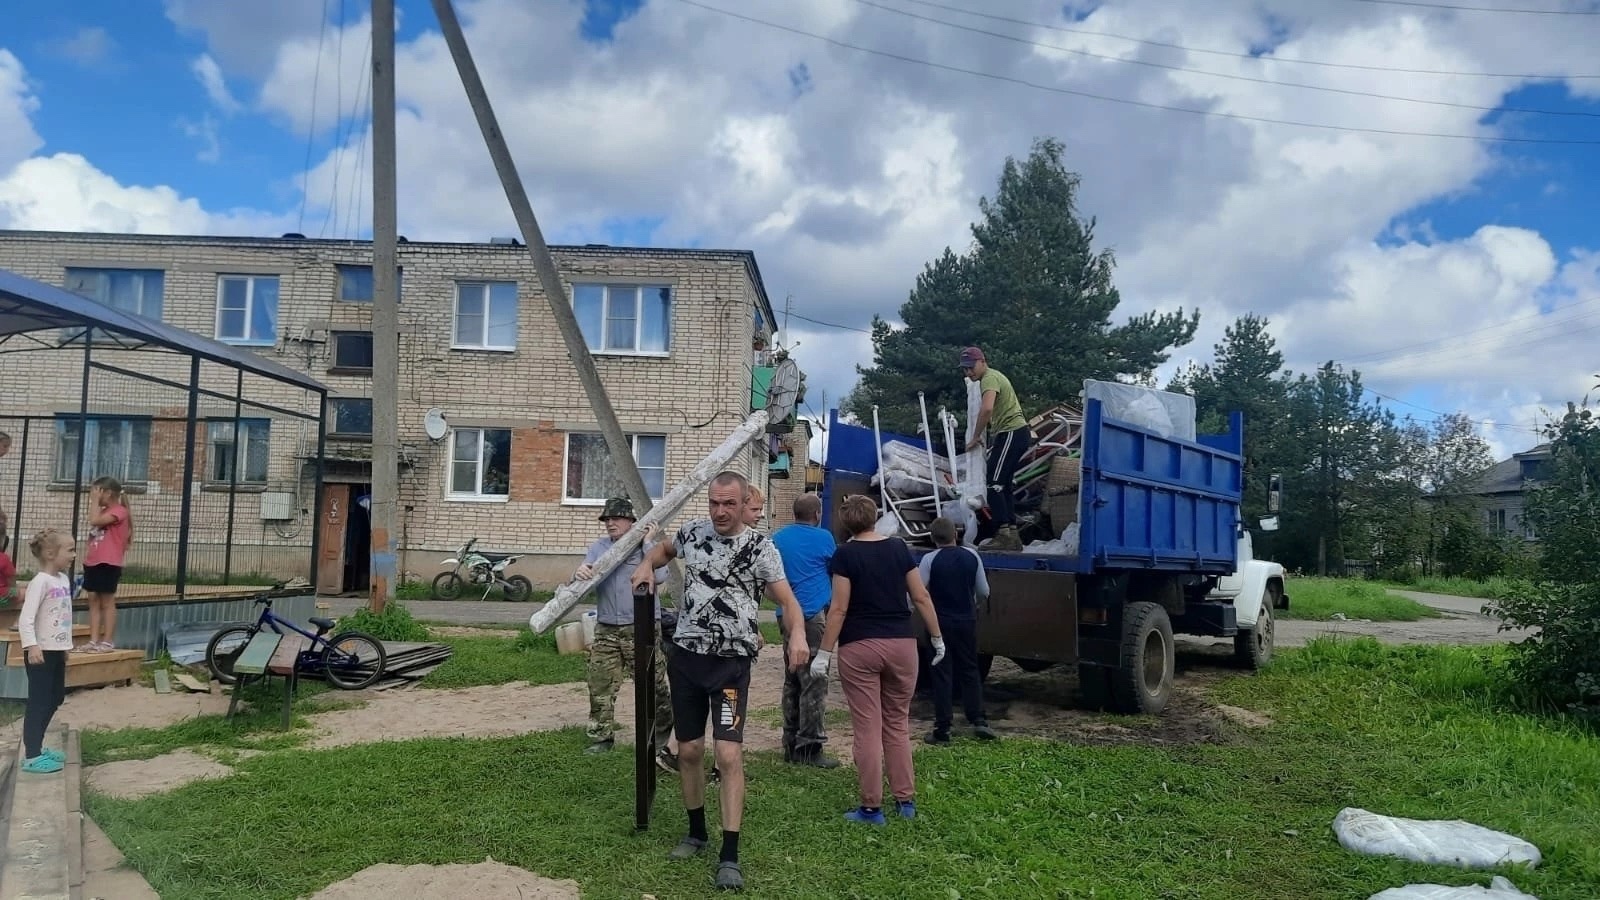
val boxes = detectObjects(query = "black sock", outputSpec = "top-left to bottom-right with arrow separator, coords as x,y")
687,807 -> 708,842
720,829 -> 740,864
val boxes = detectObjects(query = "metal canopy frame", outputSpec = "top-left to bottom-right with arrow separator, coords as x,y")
0,267 -> 330,596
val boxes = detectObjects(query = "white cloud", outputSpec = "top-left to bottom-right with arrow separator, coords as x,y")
192,54 -> 241,114
46,26 -> 116,68
0,50 -> 42,172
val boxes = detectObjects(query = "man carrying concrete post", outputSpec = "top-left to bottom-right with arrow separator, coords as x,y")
960,346 -> 1031,551
575,497 -> 677,771
631,471 -> 809,892
770,492 -> 839,768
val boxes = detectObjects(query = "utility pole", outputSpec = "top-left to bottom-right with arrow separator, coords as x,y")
368,0 -> 400,612
428,0 -> 654,514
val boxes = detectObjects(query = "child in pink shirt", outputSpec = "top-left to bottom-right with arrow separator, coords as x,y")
82,476 -> 132,653
20,528 -> 76,774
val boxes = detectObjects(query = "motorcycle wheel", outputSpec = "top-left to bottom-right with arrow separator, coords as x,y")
504,575 -> 533,601
432,571 -> 466,600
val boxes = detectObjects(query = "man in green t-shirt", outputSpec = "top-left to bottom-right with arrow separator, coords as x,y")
960,347 -> 1031,551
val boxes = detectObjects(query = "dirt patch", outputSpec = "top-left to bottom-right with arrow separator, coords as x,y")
1215,704 -> 1273,728
427,626 -> 519,638
304,682 -> 587,749
306,860 -> 579,899
0,682 -> 230,746
87,749 -> 234,799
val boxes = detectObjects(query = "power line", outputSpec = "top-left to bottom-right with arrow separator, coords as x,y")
851,0 -> 1600,118
887,0 -> 1600,79
296,0 -> 333,234
1338,297 -> 1600,365
672,0 -> 1600,145
1362,310 -> 1600,373
786,310 -> 875,334
1345,0 -> 1600,14
1363,386 -> 1542,432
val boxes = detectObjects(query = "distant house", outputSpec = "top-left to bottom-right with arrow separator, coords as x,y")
1454,444 -> 1552,541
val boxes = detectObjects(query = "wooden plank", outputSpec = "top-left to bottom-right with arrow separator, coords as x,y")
232,632 -> 282,676
2,626 -> 93,666
152,670 -> 172,694
267,633 -> 311,676
174,673 -> 209,693
64,651 -> 143,689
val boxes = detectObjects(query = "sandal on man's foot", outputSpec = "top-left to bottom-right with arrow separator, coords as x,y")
667,837 -> 707,860
715,861 -> 744,891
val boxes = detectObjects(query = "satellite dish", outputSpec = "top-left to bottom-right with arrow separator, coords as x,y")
423,408 -> 448,441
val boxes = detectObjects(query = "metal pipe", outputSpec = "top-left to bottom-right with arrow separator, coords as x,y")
223,368 -> 243,585
870,406 -> 887,517
12,417 -> 29,546
917,391 -> 942,518
308,392 -> 329,592
174,356 -> 201,599
67,336 -> 92,583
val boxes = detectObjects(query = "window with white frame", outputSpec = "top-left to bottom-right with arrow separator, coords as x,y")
450,428 -> 512,498
564,432 -> 666,502
453,282 -> 518,350
216,275 -> 280,345
206,419 -> 270,484
573,284 -> 672,354
54,416 -> 151,485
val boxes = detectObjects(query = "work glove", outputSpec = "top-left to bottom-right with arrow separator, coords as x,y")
929,635 -> 946,667
810,649 -> 832,679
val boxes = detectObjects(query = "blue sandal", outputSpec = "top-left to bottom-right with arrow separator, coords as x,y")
22,755 -> 63,774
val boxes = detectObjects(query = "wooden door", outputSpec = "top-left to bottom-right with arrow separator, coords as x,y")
317,484 -> 350,594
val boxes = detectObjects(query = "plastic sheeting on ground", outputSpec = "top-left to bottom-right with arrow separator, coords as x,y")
1368,876 -> 1538,899
1333,808 -> 1542,870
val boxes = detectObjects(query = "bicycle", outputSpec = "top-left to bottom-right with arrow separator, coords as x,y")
204,584 -> 388,691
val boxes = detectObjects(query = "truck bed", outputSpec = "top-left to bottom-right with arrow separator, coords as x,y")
821,398 -> 1243,576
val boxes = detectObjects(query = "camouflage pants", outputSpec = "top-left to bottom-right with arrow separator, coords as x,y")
587,622 -> 674,748
781,611 -> 830,758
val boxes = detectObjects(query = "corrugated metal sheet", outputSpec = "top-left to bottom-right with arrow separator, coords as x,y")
1,593 -> 317,700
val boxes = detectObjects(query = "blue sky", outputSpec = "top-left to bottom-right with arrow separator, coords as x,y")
3,0 -> 1599,458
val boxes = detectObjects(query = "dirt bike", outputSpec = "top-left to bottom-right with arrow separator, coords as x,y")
431,538 -> 533,601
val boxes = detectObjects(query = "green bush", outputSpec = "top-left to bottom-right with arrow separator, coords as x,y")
336,603 -> 431,643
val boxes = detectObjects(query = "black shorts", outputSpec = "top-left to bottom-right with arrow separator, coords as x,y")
666,646 -> 753,744
81,564 -> 123,595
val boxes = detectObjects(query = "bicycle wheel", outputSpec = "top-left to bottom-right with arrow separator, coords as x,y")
504,575 -> 533,601
205,625 -> 257,685
432,571 -> 465,600
321,631 -> 387,690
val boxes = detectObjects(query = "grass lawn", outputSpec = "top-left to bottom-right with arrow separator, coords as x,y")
420,631 -> 586,689
1282,577 -> 1442,621
82,637 -> 1600,900
1376,575 -> 1518,602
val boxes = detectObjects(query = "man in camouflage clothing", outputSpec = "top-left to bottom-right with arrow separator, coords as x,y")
576,497 -> 676,771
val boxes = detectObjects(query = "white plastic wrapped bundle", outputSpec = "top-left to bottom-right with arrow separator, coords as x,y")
1084,380 -> 1196,441
1368,878 -> 1537,900
1332,808 -> 1542,870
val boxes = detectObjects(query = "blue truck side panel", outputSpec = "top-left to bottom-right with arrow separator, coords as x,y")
821,401 -> 1244,576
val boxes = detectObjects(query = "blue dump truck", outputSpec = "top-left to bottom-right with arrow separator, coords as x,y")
820,391 -> 1288,716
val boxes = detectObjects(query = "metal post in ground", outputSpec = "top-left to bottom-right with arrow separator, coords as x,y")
175,357 -> 202,599
223,368 -> 243,584
633,584 -> 659,830
67,337 -> 93,583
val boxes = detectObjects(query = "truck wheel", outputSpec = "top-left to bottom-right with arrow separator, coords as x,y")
1010,657 -> 1055,673
1108,601 -> 1175,715
1234,585 -> 1277,671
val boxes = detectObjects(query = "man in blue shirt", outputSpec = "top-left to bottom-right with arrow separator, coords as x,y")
919,516 -> 998,743
771,492 -> 839,768
575,497 -> 676,770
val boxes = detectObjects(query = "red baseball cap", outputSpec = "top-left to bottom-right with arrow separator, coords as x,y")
958,346 -> 985,368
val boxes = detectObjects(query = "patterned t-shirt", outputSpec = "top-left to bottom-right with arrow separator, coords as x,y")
670,518 -> 788,658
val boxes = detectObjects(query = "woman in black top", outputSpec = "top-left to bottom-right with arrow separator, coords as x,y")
811,495 -> 945,824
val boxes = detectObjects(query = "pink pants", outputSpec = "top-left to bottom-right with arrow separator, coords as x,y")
838,637 -> 918,807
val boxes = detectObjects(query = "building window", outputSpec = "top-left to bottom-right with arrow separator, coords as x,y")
450,428 -> 511,499
216,275 -> 279,345
54,416 -> 151,485
328,398 -> 372,439
330,331 -> 374,374
564,432 -> 666,502
1485,508 -> 1508,535
206,419 -> 270,484
337,265 -> 403,303
453,282 -> 518,350
573,284 -> 671,354
64,268 -> 165,319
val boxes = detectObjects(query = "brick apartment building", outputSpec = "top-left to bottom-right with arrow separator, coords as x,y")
0,229 -> 804,592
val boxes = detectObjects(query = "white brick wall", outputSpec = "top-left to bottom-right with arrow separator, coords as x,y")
0,230 -> 782,584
